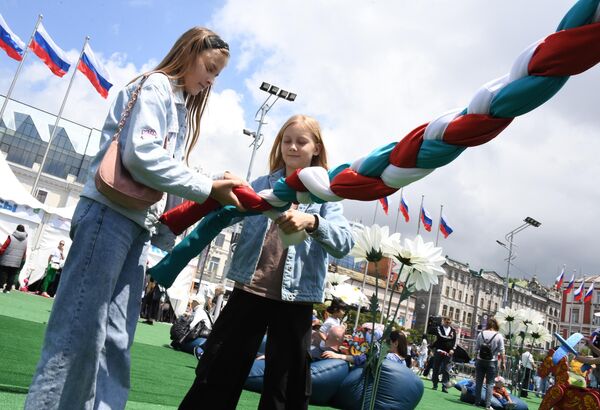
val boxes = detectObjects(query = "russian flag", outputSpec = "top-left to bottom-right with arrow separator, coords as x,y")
78,43 -> 113,98
564,274 -> 575,294
584,283 -> 594,303
378,197 -> 389,215
439,213 -> 453,238
0,14 -> 25,61
30,23 -> 71,77
420,205 -> 432,232
574,280 -> 584,302
399,192 -> 409,222
555,266 -> 565,290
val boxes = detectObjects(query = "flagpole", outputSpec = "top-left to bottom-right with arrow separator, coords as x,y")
567,270 -> 575,336
0,14 -> 43,123
435,205 -> 443,246
31,36 -> 89,195
416,195 -> 424,235
393,190 -> 402,233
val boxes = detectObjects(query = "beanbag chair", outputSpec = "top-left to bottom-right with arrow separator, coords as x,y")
244,358 -> 349,405
332,361 -> 424,410
454,379 -> 528,410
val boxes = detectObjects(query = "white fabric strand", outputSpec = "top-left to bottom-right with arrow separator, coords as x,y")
468,74 -> 509,115
423,108 -> 462,141
509,39 -> 543,81
298,167 -> 343,202
258,189 -> 288,208
380,165 -> 434,189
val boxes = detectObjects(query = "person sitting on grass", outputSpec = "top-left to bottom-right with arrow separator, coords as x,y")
492,376 -> 516,410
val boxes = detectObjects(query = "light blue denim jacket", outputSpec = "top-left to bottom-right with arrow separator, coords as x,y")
81,73 -> 213,232
228,169 -> 354,303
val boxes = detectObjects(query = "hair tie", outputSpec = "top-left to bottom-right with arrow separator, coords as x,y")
204,35 -> 229,51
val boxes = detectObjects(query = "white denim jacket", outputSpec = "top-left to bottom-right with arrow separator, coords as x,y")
81,73 -> 213,232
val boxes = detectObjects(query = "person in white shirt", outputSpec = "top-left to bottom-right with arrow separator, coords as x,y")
39,241 -> 65,298
520,349 -> 536,398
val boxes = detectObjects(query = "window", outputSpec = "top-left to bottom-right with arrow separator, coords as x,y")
207,256 -> 220,274
467,313 -> 472,325
469,295 -> 474,305
452,288 -> 456,299
445,286 -> 450,297
455,309 -> 460,321
572,308 -> 580,324
480,298 -> 484,308
462,311 -> 466,323
494,303 -> 498,312
458,290 -> 463,301
487,300 -> 491,311
214,233 -> 225,248
449,307 -> 454,318
36,189 -> 48,204
442,305 -> 448,317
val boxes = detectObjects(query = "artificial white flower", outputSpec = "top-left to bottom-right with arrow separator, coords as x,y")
496,307 -> 524,325
326,272 -> 350,287
350,224 -> 391,262
528,323 -> 552,346
391,235 -> 446,291
520,308 -> 545,326
329,283 -> 369,306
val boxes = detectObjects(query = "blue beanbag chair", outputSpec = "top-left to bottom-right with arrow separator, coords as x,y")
244,358 -> 349,405
454,379 -> 528,410
332,361 -> 424,410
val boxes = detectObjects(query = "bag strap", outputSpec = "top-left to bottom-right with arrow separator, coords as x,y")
112,75 -> 149,142
482,331 -> 498,345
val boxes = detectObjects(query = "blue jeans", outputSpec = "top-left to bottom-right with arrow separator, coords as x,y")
25,198 -> 150,410
475,359 -> 498,407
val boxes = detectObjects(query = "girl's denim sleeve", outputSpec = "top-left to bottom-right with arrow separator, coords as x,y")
307,202 -> 354,259
120,80 -> 213,204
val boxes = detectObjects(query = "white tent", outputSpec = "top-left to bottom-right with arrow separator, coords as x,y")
1,154 -> 200,306
0,155 -> 75,286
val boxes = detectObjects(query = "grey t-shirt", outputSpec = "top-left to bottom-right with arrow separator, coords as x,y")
475,330 -> 505,361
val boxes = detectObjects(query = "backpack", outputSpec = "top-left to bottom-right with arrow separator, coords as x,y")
170,311 -> 213,347
478,332 -> 498,360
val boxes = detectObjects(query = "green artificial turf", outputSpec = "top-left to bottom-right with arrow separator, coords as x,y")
0,292 -> 543,409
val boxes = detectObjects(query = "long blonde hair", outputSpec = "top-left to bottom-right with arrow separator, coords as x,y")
268,114 -> 329,173
135,27 -> 230,163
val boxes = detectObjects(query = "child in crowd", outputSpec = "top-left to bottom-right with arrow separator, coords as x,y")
179,114 -> 354,409
492,376 -> 516,410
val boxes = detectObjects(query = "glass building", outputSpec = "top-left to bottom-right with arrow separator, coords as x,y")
0,106 -> 98,186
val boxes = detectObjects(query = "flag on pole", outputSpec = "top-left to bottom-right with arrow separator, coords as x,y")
0,14 -> 25,61
30,23 -> 71,77
77,43 -> 113,98
555,266 -> 565,290
584,283 -> 594,303
420,205 -> 432,232
564,274 -> 575,294
399,192 -> 409,222
378,197 -> 389,215
439,213 -> 454,238
574,280 -> 584,302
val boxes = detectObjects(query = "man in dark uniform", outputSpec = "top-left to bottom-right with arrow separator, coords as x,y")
431,316 -> 457,392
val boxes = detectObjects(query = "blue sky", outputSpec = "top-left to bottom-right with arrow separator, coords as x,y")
2,0 -> 600,286
0,0 -> 250,109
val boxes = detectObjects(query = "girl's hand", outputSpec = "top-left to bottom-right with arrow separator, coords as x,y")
210,179 -> 246,211
275,209 -> 317,234
321,351 -> 344,360
223,171 -> 250,187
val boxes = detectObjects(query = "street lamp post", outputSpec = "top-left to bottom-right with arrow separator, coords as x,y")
497,217 -> 541,308
212,82 -> 296,319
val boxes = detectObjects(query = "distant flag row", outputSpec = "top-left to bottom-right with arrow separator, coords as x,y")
558,267 -> 594,303
376,193 -> 454,238
0,14 -> 112,98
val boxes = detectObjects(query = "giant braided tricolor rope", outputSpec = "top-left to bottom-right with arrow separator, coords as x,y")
149,0 -> 600,287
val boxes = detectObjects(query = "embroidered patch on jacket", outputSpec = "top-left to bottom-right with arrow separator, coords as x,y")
141,128 -> 157,138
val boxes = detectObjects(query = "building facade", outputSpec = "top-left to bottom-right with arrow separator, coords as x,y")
559,275 -> 600,338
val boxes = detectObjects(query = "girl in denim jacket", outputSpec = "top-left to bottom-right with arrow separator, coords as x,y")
180,115 -> 354,410
26,28 -> 245,410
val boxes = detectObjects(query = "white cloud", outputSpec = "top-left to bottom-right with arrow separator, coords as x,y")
207,0 -> 600,285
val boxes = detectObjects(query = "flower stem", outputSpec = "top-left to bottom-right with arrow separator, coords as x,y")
384,264 -> 405,321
